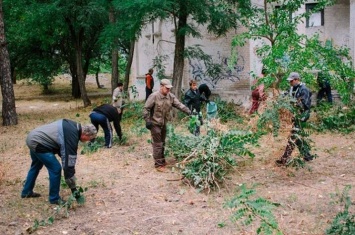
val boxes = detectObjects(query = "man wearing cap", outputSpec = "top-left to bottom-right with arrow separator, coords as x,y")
143,79 -> 191,172
21,119 -> 97,204
276,72 -> 314,166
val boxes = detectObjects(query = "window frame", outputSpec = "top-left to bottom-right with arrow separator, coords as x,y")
306,3 -> 324,28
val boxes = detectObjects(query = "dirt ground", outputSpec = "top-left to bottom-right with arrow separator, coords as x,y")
0,76 -> 354,235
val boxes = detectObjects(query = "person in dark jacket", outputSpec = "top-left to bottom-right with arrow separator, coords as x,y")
276,72 -> 314,166
89,104 -> 122,148
184,80 -> 208,135
198,83 -> 211,101
316,71 -> 332,104
21,119 -> 97,204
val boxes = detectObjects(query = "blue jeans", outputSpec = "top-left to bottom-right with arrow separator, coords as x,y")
90,112 -> 113,147
21,150 -> 62,203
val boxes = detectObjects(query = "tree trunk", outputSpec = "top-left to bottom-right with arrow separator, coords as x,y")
109,5 -> 119,93
111,47 -> 119,92
124,40 -> 135,92
70,65 -> 81,98
95,70 -> 101,88
0,0 -> 17,126
171,8 -> 188,102
74,30 -> 90,107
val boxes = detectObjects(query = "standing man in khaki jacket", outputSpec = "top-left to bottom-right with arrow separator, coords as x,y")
143,79 -> 190,172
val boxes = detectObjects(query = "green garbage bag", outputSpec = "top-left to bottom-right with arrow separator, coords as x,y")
206,101 -> 217,119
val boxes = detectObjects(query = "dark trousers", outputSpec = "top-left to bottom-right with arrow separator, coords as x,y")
150,125 -> 167,167
146,87 -> 153,101
89,112 -> 113,148
317,84 -> 332,104
280,120 -> 312,163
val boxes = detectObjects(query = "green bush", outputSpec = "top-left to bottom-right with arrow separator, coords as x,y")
326,185 -> 355,235
166,125 -> 259,192
214,98 -> 243,123
313,105 -> 355,133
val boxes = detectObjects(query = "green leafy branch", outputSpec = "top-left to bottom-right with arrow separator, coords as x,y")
326,185 -> 355,235
313,105 -> 355,133
26,186 -> 88,234
225,184 -> 283,235
166,125 -> 260,192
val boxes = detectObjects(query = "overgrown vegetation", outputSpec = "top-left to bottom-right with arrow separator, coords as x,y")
233,0 -> 355,102
313,104 -> 355,133
225,184 -> 282,235
214,98 -> 243,123
26,186 -> 88,234
326,185 -> 355,235
166,125 -> 260,192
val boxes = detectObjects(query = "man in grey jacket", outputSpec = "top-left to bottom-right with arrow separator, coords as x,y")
21,119 -> 97,204
143,79 -> 190,172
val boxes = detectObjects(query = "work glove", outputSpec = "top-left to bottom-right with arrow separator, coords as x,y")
145,121 -> 153,130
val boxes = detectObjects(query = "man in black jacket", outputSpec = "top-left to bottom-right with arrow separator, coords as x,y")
21,119 -> 97,204
89,104 -> 122,148
276,72 -> 314,166
184,80 -> 208,135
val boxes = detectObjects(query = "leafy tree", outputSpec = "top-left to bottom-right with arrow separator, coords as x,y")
110,0 -> 159,92
0,0 -> 17,126
3,0 -> 63,92
233,0 -> 355,103
55,0 -> 108,106
4,0 -> 109,106
126,0 -> 240,100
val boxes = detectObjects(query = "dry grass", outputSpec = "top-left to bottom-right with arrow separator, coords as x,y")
0,77 -> 354,235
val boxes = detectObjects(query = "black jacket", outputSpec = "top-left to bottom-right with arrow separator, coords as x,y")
198,84 -> 211,100
184,89 -> 205,112
93,104 -> 121,135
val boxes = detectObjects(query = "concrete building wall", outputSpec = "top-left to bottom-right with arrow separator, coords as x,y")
130,1 -> 354,104
350,0 -> 355,61
305,0 -> 350,49
130,19 -> 252,104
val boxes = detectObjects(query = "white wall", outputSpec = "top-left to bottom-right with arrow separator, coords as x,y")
130,1 -> 354,103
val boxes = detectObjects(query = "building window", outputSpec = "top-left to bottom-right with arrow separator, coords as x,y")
306,3 -> 324,27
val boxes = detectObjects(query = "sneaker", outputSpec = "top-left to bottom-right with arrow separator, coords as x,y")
21,192 -> 41,198
155,166 -> 168,172
50,198 -> 66,205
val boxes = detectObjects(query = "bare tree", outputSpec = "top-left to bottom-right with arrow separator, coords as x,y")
0,0 -> 17,126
